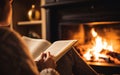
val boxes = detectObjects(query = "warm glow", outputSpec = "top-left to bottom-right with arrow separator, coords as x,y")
83,28 -> 114,61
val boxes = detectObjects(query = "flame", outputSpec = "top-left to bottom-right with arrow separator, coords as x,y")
83,28 -> 114,61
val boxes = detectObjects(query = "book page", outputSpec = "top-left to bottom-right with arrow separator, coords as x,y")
44,40 -> 77,62
22,36 -> 51,60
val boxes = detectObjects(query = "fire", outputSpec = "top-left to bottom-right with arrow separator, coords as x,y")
83,28 -> 114,62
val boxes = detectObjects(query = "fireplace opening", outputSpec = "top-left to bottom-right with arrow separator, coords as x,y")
59,21 -> 120,75
59,21 -> 120,64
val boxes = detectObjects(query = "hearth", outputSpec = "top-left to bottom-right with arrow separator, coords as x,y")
42,0 -> 120,75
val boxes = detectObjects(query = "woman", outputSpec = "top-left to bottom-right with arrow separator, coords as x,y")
0,0 -> 98,75
0,0 -> 56,75
0,27 -> 39,75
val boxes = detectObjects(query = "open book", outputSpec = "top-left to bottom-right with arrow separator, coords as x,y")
22,36 -> 77,62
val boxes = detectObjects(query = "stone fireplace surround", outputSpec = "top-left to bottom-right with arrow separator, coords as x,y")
42,0 -> 120,75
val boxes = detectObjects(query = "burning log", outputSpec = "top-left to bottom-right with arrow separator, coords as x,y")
100,49 -> 120,64
107,51 -> 120,64
76,46 -> 120,64
106,51 -> 120,60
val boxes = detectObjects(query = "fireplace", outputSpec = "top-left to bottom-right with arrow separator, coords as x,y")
42,0 -> 120,75
59,22 -> 120,75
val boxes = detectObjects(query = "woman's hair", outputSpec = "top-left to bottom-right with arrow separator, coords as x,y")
0,0 -> 11,21
0,27 -> 39,75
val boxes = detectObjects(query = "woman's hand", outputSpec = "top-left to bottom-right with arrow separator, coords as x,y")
36,52 -> 56,71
